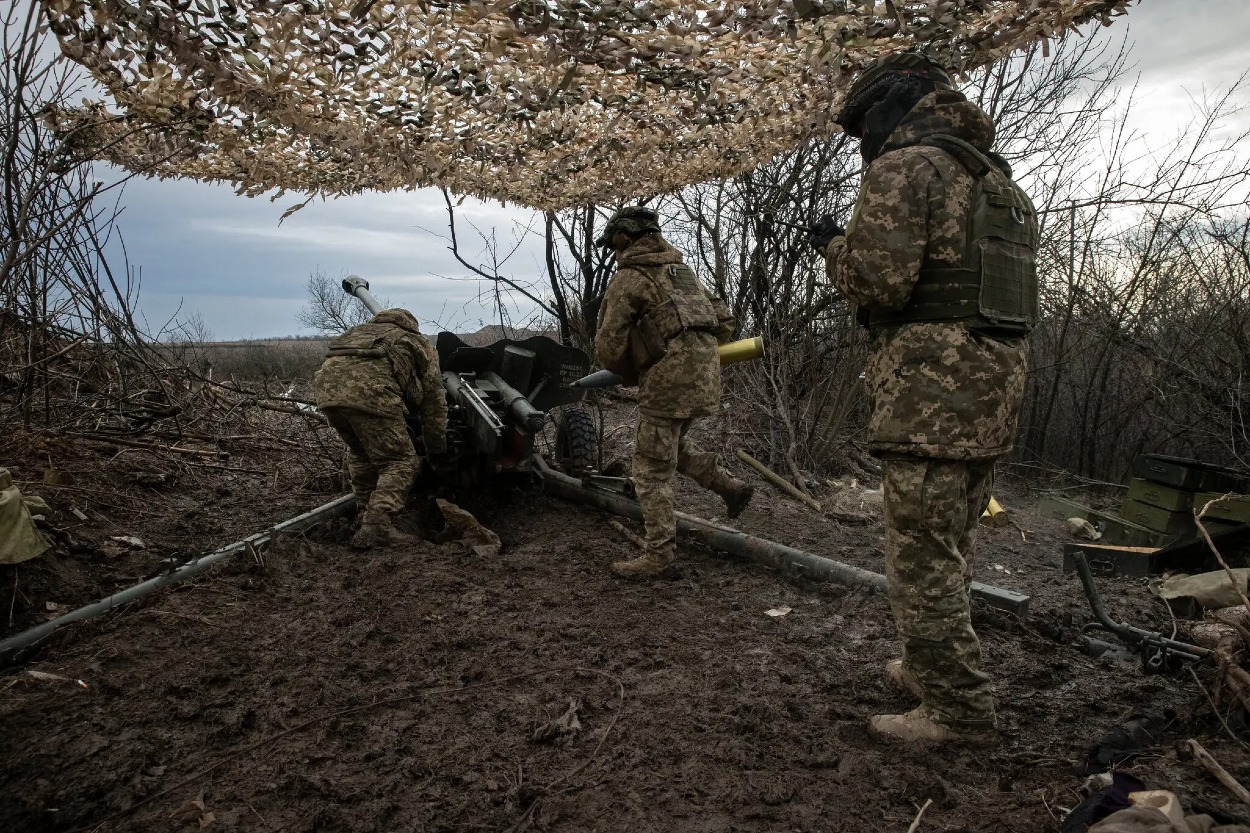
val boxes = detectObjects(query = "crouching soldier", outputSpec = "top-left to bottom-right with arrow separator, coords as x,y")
314,308 -> 448,549
595,206 -> 754,579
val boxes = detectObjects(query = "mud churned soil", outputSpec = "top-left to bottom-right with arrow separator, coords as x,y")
2,476 -> 1249,832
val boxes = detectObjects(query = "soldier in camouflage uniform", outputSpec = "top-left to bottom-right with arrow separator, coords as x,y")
811,54 -> 1038,745
595,207 -> 755,578
314,308 -> 449,549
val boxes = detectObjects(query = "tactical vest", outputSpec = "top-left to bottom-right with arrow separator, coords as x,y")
868,133 -> 1039,335
325,322 -> 409,363
631,262 -> 719,367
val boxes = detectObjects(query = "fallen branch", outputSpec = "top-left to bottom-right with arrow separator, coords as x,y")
1195,497 -> 1250,614
608,519 -> 645,549
736,449 -> 822,511
907,798 -> 934,833
1186,738 -> 1250,808
68,432 -> 226,459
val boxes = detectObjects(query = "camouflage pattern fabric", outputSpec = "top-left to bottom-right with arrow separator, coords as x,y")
595,233 -> 736,419
633,414 -> 740,562
314,309 -> 449,456
323,409 -> 417,521
819,90 -> 1035,734
824,89 -> 1029,460
883,456 -> 996,732
314,309 -> 449,523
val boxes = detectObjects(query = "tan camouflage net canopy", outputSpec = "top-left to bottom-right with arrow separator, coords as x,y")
41,0 -> 1134,210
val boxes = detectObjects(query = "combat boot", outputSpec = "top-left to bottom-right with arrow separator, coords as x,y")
884,659 -> 924,700
351,520 -> 419,550
869,707 -> 998,747
611,551 -> 673,579
719,479 -> 755,519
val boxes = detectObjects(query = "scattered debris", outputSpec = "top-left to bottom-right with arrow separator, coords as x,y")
435,499 -> 502,557
109,535 -> 146,550
764,606 -> 792,618
170,790 -> 215,828
531,698 -> 582,743
1068,517 -> 1103,541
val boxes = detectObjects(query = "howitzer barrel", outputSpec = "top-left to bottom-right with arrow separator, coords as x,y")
482,372 -> 546,433
342,274 -> 383,315
572,336 -> 766,389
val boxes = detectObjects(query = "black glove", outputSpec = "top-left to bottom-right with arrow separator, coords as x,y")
807,214 -> 846,254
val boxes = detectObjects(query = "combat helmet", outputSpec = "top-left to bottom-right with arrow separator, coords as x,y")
838,53 -> 953,161
595,205 -> 662,248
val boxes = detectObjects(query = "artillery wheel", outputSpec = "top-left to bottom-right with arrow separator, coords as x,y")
555,406 -> 598,473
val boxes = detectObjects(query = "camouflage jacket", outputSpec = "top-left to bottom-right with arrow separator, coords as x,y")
313,309 -> 449,454
596,234 -> 736,419
824,90 -> 1029,460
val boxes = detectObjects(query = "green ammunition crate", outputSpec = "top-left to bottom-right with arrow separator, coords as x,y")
1119,497 -> 1197,537
1125,477 -> 1193,512
1038,495 -> 1170,547
1131,454 -> 1243,492
1191,492 -> 1250,523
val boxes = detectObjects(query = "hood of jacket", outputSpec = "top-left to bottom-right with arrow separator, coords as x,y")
618,233 -> 684,269
370,308 -> 421,334
880,89 -> 996,156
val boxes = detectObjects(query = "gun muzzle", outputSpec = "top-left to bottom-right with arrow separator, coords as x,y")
342,274 -> 383,315
571,336 -> 766,388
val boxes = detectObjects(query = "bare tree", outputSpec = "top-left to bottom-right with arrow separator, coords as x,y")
0,2 -> 159,427
296,268 -> 385,335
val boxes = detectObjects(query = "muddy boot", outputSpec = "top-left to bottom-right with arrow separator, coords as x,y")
718,479 -> 754,519
351,511 -> 420,550
350,521 -> 387,550
869,707 -> 998,747
611,551 -> 673,579
885,659 -> 924,700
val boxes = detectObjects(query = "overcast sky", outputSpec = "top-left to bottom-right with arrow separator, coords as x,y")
95,0 -> 1250,340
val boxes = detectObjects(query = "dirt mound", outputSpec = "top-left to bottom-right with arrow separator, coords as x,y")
2,479 -> 1248,832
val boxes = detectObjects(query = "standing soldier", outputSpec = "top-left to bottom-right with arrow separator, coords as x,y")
595,206 -> 755,578
811,53 -> 1038,745
314,308 -> 449,549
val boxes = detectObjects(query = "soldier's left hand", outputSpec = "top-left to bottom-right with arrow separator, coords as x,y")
807,214 -> 846,254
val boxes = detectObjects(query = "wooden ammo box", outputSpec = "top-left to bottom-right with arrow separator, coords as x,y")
1039,495 -> 1168,547
1125,478 -> 1194,512
1063,543 -> 1160,578
1119,497 -> 1197,538
1131,454 -> 1244,492
1191,491 -> 1250,523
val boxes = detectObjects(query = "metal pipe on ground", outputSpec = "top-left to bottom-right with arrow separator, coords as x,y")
534,459 -> 1030,616
0,495 -> 357,665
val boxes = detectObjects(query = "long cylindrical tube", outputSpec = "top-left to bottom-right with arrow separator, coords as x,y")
534,459 -> 1029,616
572,336 -> 766,389
482,372 -> 546,433
342,274 -> 383,315
0,495 -> 357,665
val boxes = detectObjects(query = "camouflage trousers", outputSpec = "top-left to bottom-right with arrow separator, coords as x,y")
882,455 -> 996,732
323,408 -> 418,523
633,414 -> 736,562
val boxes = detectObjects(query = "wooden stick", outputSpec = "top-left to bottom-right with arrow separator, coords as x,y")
69,432 -> 224,459
608,519 -> 645,549
735,449 -> 822,511
907,798 -> 933,833
1187,738 -> 1250,808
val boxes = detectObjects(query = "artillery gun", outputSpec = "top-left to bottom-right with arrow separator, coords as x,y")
342,276 -> 598,478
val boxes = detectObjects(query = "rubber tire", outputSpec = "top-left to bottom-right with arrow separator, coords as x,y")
555,406 -> 598,472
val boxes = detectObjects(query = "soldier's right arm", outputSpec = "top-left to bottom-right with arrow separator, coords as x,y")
415,337 -> 449,455
826,153 -> 934,310
593,269 -> 646,377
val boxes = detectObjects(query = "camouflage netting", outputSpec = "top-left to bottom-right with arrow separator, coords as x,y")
40,0 -> 1136,210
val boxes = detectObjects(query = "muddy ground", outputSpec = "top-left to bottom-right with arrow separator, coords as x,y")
2,411 -> 1249,832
